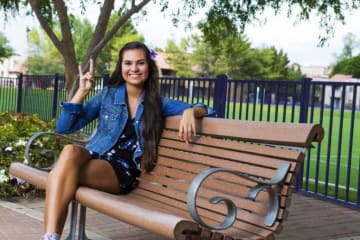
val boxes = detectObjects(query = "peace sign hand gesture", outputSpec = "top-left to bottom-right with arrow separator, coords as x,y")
71,59 -> 95,103
78,58 -> 94,93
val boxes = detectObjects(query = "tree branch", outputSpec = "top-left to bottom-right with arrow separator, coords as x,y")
92,0 -> 151,57
52,0 -> 74,49
28,0 -> 62,53
83,0 -> 115,63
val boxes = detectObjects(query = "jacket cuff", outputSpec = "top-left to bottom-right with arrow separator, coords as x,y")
60,101 -> 83,114
192,103 -> 217,117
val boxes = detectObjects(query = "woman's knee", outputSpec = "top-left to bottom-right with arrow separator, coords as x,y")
61,144 -> 87,157
55,144 -> 89,170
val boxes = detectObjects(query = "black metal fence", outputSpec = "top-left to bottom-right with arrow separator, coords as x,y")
1,73 -> 360,209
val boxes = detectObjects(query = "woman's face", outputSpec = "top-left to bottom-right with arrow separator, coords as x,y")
121,48 -> 149,87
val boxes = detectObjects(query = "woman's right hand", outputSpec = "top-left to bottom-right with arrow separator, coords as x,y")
78,58 -> 94,93
71,59 -> 94,103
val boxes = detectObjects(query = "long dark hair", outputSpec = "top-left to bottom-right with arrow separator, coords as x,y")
108,41 -> 163,172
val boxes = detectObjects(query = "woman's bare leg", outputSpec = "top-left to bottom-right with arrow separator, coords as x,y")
43,144 -> 120,235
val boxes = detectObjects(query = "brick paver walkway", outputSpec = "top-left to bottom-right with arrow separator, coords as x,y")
0,193 -> 360,240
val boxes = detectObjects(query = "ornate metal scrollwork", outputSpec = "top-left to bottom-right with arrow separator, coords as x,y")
187,162 -> 291,230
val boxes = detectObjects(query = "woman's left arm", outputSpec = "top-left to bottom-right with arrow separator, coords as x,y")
178,106 -> 207,143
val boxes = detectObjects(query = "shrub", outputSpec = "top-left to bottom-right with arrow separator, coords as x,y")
0,112 -> 56,198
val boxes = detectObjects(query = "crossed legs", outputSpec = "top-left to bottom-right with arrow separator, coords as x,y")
44,144 -> 120,236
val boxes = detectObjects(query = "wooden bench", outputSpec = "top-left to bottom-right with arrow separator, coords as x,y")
9,116 -> 324,240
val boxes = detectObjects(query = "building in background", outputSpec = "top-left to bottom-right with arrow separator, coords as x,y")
0,55 -> 27,78
0,55 -> 27,87
300,65 -> 331,80
154,52 -> 175,77
324,74 -> 360,109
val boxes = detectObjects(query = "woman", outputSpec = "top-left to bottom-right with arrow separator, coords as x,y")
41,41 -> 214,240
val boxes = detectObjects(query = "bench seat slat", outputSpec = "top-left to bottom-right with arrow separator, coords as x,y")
74,187 -> 197,239
9,162 -> 47,189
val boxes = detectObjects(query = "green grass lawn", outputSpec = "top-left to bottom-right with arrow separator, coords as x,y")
306,107 -> 360,202
0,87 -> 18,112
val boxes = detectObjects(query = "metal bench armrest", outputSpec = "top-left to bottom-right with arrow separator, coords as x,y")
187,162 -> 291,230
25,131 -> 91,171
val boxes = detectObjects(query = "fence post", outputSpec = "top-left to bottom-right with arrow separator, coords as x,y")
213,74 -> 228,118
52,73 -> 59,119
296,77 -> 312,191
16,73 -> 23,113
299,77 -> 312,123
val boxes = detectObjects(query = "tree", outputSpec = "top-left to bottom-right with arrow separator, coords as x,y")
1,0 -> 154,95
253,47 -> 291,80
331,32 -> 360,78
331,55 -> 360,78
335,32 -> 360,61
189,33 -> 255,79
197,1 -> 360,46
177,33 -> 299,81
189,33 -> 298,80
287,64 -> 303,81
0,32 -> 13,61
25,27 -> 65,74
165,39 -> 196,78
25,13 -> 142,75
105,14 -> 144,72
1,0 -> 359,95
188,35 -> 215,77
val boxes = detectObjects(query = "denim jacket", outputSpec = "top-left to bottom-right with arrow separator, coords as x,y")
56,83 -> 215,160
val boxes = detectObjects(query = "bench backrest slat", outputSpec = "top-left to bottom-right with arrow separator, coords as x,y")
165,116 -> 324,147
159,143 -> 301,178
162,130 -> 303,160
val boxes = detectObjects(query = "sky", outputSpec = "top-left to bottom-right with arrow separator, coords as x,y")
1,2 -> 360,67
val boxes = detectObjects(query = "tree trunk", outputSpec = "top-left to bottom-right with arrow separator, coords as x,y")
29,0 -> 151,98
63,56 -> 78,93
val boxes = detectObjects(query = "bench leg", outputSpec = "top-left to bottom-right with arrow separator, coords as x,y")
65,201 -> 78,240
65,201 -> 90,240
77,204 -> 89,240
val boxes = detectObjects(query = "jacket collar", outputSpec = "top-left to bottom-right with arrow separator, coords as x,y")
114,83 -> 145,105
